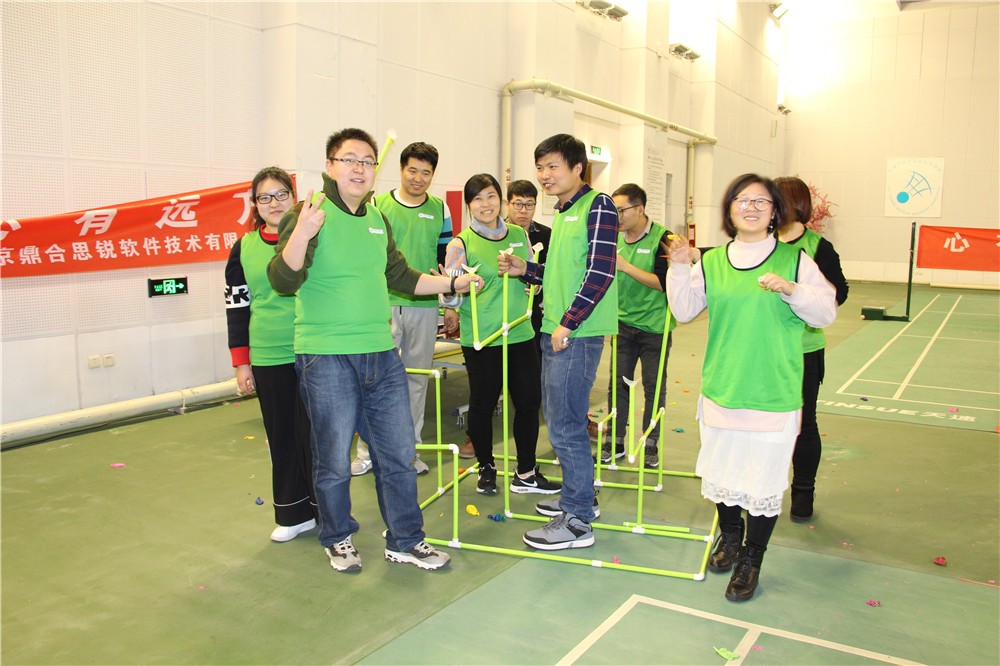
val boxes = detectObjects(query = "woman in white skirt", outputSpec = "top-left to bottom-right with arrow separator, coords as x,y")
666,173 -> 837,601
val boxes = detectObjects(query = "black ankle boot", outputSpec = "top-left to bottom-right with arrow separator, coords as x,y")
725,545 -> 764,602
790,485 -> 814,523
707,520 -> 744,573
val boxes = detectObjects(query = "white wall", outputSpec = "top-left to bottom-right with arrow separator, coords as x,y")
781,0 -> 1000,287
2,0 -> 996,423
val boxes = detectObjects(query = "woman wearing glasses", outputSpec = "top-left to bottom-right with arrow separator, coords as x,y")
665,173 -> 837,601
441,174 -> 561,497
775,176 -> 849,524
225,166 -> 317,542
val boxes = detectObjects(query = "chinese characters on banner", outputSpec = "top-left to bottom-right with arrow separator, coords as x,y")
916,226 -> 1000,272
0,182 -> 254,278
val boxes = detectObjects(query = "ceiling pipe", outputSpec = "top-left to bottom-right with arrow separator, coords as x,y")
500,77 -> 717,239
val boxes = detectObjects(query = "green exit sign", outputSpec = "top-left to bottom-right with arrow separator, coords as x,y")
148,277 -> 188,297
590,145 -> 602,156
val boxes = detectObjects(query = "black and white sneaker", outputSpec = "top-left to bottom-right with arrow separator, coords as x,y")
600,440 -> 625,464
384,540 -> 451,570
324,535 -> 362,572
510,466 -> 562,494
477,463 -> 497,495
535,490 -> 600,518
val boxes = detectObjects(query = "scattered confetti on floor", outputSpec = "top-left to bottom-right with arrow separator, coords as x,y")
255,497 -> 263,505
682,389 -> 690,393
109,463 -> 126,468
860,396 -> 869,401
809,525 -> 815,529
244,436 -> 255,440
612,556 -> 620,564
933,556 -> 947,566
198,585 -> 206,590
751,646 -> 763,651
948,407 -> 958,413
673,427 -> 685,433
487,512 -> 505,522
714,646 -> 739,660
465,504 -> 480,516
866,599 -> 881,607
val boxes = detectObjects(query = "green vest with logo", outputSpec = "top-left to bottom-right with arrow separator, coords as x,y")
617,222 -> 677,335
294,199 -> 394,354
785,228 -> 826,353
457,225 -> 533,348
240,230 -> 295,365
376,190 -> 443,308
701,241 -> 805,412
542,189 -> 618,338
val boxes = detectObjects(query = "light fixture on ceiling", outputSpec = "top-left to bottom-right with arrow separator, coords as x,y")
769,2 -> 789,20
668,43 -> 701,61
578,0 -> 629,22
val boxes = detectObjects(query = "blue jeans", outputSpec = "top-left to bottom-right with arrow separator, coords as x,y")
540,333 -> 604,521
296,351 -> 424,552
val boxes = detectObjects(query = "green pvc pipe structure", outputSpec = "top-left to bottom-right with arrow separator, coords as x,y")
411,268 -> 713,580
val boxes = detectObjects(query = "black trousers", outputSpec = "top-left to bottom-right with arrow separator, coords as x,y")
792,349 -> 825,490
253,363 -> 317,526
461,340 -> 541,474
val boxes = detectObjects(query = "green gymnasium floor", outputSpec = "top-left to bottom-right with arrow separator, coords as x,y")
2,282 -> 997,665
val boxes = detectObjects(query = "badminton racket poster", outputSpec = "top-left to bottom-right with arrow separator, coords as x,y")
884,157 -> 944,217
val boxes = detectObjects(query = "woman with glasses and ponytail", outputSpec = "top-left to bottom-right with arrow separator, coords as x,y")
225,166 -> 317,543
665,173 -> 837,602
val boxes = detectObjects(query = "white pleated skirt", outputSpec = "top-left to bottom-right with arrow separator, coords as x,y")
695,404 -> 801,518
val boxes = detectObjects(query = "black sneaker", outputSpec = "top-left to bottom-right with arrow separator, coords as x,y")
535,490 -> 600,519
600,440 -> 625,464
477,463 -> 497,495
510,466 -> 562,494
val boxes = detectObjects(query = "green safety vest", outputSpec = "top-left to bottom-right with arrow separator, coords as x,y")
542,189 -> 618,338
701,241 -> 805,411
240,230 -> 295,365
293,199 -> 394,354
784,228 -> 826,353
457,224 -> 534,348
375,190 -> 444,308
617,222 -> 677,335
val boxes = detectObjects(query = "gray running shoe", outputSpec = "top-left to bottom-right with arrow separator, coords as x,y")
325,535 -> 362,572
523,513 -> 594,550
413,456 -> 429,475
535,490 -> 600,518
644,445 -> 659,469
384,540 -> 451,570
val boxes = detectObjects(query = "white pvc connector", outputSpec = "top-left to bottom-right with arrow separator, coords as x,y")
631,526 -> 645,534
694,572 -> 706,581
590,560 -> 603,568
431,369 -> 442,379
473,342 -> 483,351
448,443 -> 459,454
449,539 -> 462,548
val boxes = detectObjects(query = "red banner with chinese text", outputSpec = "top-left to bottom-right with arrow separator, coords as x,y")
0,181 -> 255,278
916,225 -> 1000,272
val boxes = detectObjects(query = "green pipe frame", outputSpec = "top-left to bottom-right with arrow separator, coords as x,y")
413,272 -> 714,579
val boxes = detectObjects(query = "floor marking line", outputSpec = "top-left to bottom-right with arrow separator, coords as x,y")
836,296 -> 940,395
830,393 -> 999,413
893,297 -> 962,400
623,595 -> 926,665
556,595 -> 640,665
729,628 -> 762,665
843,380 -> 1000,395
902,335 -> 999,343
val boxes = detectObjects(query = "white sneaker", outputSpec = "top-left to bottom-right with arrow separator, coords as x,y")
270,518 -> 317,542
351,457 -> 373,476
384,540 -> 451,570
413,457 -> 429,475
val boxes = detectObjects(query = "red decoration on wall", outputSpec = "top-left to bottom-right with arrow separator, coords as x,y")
1,181 -> 254,278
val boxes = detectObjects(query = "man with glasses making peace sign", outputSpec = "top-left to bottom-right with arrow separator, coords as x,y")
267,128 -> 482,573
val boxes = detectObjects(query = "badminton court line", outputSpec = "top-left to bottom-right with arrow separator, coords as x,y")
892,296 -> 961,400
557,594 -> 923,666
846,378 -> 1000,397
836,295 -> 940,395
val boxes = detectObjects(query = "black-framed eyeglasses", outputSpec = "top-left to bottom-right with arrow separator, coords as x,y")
732,197 -> 773,211
255,190 -> 291,205
510,202 -> 536,211
329,157 -> 378,169
616,204 -> 639,215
